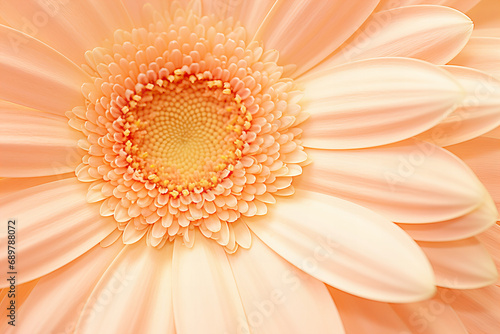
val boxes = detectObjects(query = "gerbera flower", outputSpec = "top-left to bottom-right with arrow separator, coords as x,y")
0,0 -> 499,333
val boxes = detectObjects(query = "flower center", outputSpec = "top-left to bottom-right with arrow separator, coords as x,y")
121,71 -> 251,197
70,6 -> 308,250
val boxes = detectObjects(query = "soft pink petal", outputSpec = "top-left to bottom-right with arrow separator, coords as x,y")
398,195 -> 498,241
247,189 -> 435,303
418,238 -> 498,289
450,37 -> 500,77
317,5 -> 473,67
255,0 -> 379,77
379,0 -> 481,12
172,231 -> 250,334
228,233 -> 345,333
2,243 -> 123,334
468,0 -> 500,37
75,242 -> 174,334
0,0 -> 132,64
417,66 -> 500,146
297,141 -> 485,223
391,289 -> 469,334
447,136 -> 500,211
445,284 -> 500,333
0,24 -> 88,115
298,58 -> 464,149
0,101 -> 82,177
0,178 -> 116,287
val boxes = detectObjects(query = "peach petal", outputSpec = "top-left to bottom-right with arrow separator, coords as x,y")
450,37 -> 500,77
247,189 -> 435,303
0,24 -> 89,114
379,0 -> 481,12
318,5 -> 473,67
255,0 -> 379,77
74,242 -> 174,333
298,58 -> 464,149
172,231 -> 250,334
0,178 -> 116,287
229,234 -> 345,333
298,141 -> 485,223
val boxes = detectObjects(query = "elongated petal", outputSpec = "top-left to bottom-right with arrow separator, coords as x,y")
173,232 -> 250,334
468,0 -> 500,37
0,178 -> 116,287
297,141 -> 485,223
398,195 -> 498,241
229,234 -> 345,334
329,287 -> 469,334
216,0 -> 276,37
320,5 -> 473,67
417,66 -> 500,146
0,24 -> 88,115
0,0 -> 132,64
247,189 -> 435,303
255,0 -> 379,77
0,102 -> 82,177
379,0 -> 481,12
391,289 -> 469,334
451,284 -> 500,334
298,58 -> 464,149
0,173 -> 74,197
5,243 -> 123,334
75,243 -> 174,334
418,238 -> 498,289
447,136 -> 500,211
450,37 -> 500,77
121,0 -> 165,26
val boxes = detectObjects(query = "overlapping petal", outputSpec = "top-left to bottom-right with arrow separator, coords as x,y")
247,189 -> 435,303
254,0 -> 379,77
0,101 -> 82,177
0,24 -> 88,114
74,243 -> 174,334
316,5 -> 473,68
298,58 -> 464,149
0,0 -> 133,64
172,232 -> 250,334
417,66 -> 500,146
297,141 -> 486,223
0,178 -> 116,287
229,234 -> 345,333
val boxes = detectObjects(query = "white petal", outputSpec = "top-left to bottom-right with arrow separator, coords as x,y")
297,141 -> 486,223
172,232 -> 250,334
0,24 -> 89,115
229,234 -> 345,334
247,189 -> 436,303
0,178 -> 116,287
10,243 -> 123,334
316,5 -> 473,68
418,238 -> 498,289
75,242 -> 175,333
417,66 -> 500,146
298,58 -> 464,149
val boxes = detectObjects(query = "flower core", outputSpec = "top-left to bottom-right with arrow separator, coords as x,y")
69,6 -> 307,250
